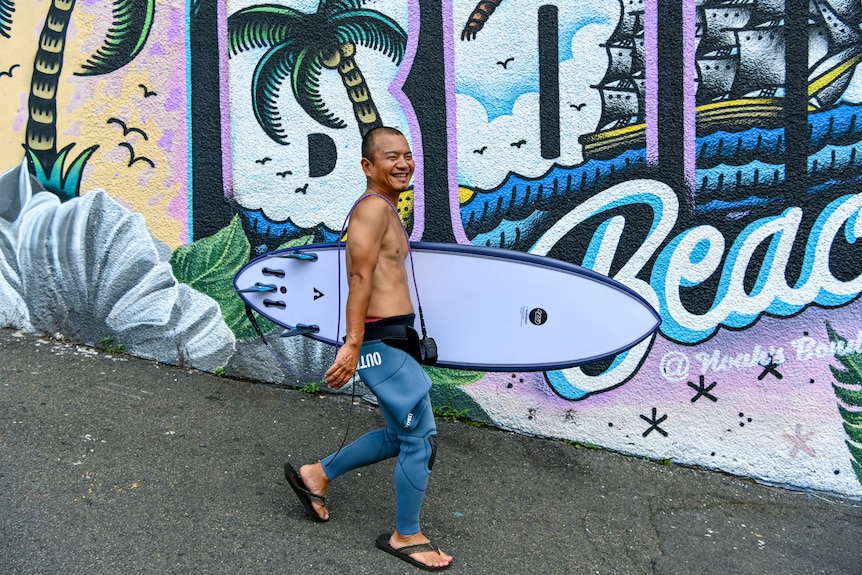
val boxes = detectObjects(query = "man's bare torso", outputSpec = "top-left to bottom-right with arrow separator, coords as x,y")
347,195 -> 414,319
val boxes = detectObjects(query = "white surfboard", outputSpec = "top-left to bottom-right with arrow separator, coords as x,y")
234,242 -> 660,371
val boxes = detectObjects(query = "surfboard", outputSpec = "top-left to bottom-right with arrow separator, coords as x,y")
234,242 -> 660,371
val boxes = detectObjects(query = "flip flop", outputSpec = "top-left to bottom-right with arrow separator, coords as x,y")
375,533 -> 451,572
284,462 -> 329,523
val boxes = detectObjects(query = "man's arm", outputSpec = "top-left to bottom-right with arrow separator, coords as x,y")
324,198 -> 388,388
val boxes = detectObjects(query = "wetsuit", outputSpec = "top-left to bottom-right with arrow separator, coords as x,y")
320,314 -> 438,535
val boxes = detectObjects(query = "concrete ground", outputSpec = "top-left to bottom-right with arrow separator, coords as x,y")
1,328 -> 860,575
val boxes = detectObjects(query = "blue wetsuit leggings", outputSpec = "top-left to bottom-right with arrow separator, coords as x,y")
320,339 -> 437,535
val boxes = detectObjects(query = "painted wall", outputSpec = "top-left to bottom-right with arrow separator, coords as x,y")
1,0 -> 862,497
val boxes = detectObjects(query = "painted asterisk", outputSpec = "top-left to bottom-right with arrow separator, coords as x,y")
640,407 -> 668,437
758,354 -> 783,380
782,424 -> 816,458
688,375 -> 718,403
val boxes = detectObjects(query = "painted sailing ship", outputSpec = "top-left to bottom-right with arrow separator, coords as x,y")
579,0 -> 862,160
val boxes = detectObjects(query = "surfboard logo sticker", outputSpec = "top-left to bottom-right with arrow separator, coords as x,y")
529,308 -> 547,326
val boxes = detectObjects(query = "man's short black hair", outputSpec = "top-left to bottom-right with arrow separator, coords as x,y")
361,126 -> 406,162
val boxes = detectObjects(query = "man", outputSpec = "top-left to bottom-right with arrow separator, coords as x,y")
283,127 -> 453,571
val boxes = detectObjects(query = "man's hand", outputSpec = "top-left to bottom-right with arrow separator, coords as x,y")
325,343 -> 360,388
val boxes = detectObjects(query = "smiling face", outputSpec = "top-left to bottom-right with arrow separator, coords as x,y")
361,131 -> 415,197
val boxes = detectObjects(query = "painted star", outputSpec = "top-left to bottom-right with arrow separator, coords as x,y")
782,423 -> 816,458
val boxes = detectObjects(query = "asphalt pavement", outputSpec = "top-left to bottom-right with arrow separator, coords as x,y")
1,328 -> 860,575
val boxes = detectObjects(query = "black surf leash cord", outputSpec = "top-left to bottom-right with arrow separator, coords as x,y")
328,193 -> 428,461
244,193 -> 428,458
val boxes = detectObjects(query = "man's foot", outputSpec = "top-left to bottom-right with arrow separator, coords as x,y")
284,462 -> 330,522
375,531 -> 453,571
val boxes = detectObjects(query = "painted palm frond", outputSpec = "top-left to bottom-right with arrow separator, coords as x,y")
26,143 -> 99,202
229,1 -> 407,140
252,43 -> 307,144
228,5 -> 304,55
827,322 -> 862,485
320,0 -> 371,14
331,10 -> 406,64
0,0 -> 13,39
292,47 -> 346,130
77,0 -> 155,76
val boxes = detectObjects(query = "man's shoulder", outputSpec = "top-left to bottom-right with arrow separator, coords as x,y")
352,193 -> 394,219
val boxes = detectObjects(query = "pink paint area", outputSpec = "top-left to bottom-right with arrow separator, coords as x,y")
217,0 -> 233,199
464,299 -> 862,419
389,0 -> 424,241
164,87 -> 183,112
168,188 -> 189,244
159,129 -> 175,154
149,42 -> 166,57
166,7 -> 185,44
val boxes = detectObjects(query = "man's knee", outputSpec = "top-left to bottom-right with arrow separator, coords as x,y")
428,433 -> 438,471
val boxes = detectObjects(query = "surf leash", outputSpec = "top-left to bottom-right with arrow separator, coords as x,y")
243,304 -> 331,379
327,192 -> 431,462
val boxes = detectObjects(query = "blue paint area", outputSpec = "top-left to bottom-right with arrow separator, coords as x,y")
238,206 -> 341,249
462,104 -> 862,242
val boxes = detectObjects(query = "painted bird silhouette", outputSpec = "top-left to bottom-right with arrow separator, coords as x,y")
0,64 -> 19,78
510,139 -> 527,148
276,170 -> 292,177
118,142 -> 155,168
473,146 -> 488,155
107,117 -> 149,140
295,183 -> 309,194
570,102 -> 587,110
496,57 -> 514,69
256,157 -> 272,165
139,84 -> 157,98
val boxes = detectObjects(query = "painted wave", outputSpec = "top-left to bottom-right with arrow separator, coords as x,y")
462,103 -> 862,243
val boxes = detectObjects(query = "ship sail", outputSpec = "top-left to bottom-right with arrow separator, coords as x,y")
732,24 -> 785,98
697,53 -> 739,103
808,0 -> 862,109
581,0 -> 862,159
591,0 -> 646,131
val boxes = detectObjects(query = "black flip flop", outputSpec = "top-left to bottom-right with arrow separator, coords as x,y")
375,533 -> 451,572
284,462 -> 328,523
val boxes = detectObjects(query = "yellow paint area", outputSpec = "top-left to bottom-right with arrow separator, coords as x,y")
458,186 -> 475,205
0,0 -> 188,249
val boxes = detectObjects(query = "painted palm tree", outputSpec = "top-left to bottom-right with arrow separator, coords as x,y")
461,0 -> 504,41
0,0 -> 13,39
227,0 -> 407,143
23,0 -> 155,201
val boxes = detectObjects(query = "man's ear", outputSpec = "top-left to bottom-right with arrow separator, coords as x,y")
361,156 -> 372,177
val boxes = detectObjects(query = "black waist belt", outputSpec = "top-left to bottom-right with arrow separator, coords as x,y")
363,314 -> 421,362
364,323 -> 414,342
363,313 -> 416,342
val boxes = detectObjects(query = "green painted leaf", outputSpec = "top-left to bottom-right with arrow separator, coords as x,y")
845,440 -> 862,469
429,384 -> 493,426
839,405 -> 862,426
423,365 -> 484,387
833,383 -> 862,408
830,365 -> 859,388
275,234 -> 315,251
843,422 -> 862,444
852,458 -> 862,485
170,216 -> 275,339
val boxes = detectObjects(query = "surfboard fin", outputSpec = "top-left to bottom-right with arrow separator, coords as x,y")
280,324 -> 320,338
235,283 -> 277,293
275,250 -> 318,262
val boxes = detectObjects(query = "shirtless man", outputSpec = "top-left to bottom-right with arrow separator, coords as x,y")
283,127 -> 453,571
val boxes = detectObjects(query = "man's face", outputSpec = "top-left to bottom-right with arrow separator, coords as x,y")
362,133 -> 415,194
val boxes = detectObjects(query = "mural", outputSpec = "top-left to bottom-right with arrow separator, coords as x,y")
1,0 -> 862,497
